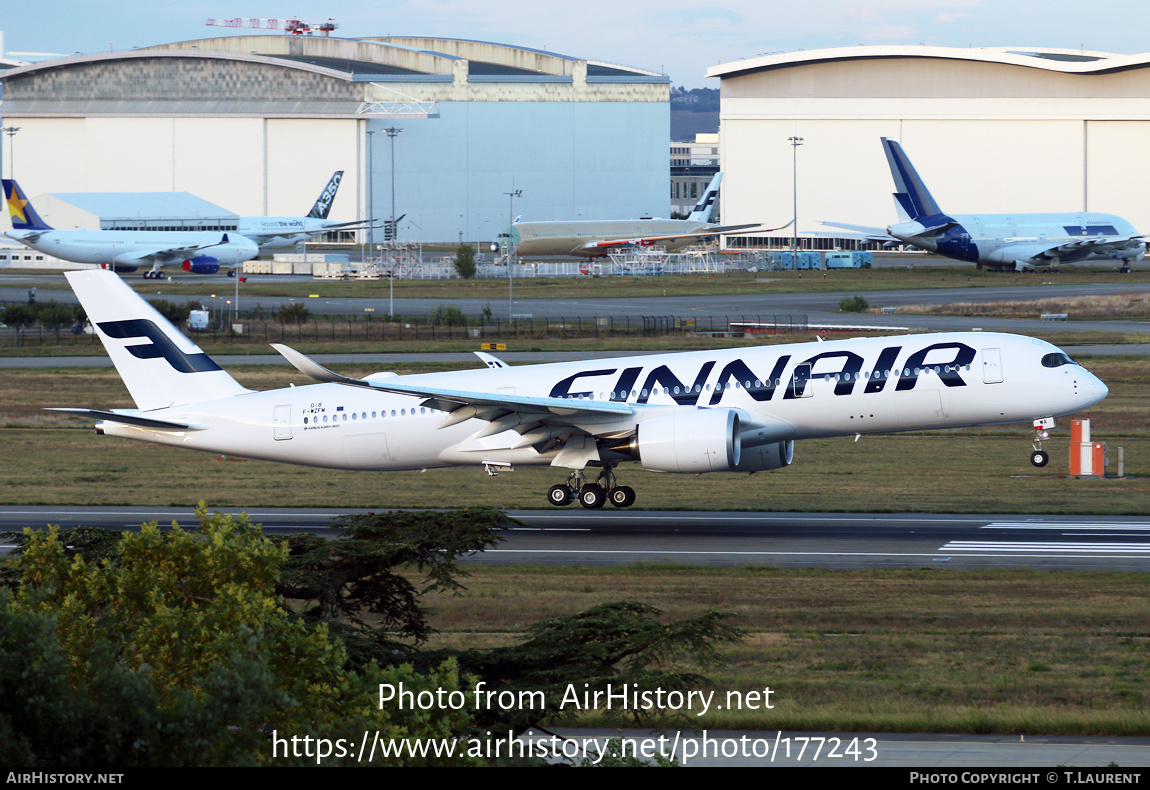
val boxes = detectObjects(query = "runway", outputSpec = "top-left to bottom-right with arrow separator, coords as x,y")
3,506 -> 1149,571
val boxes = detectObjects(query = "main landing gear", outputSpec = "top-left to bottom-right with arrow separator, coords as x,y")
1031,417 -> 1054,467
547,466 -> 635,509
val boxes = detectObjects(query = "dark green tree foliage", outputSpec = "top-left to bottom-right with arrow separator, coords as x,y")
426,602 -> 747,731
0,508 -> 476,766
839,294 -> 870,313
454,241 -> 477,279
431,304 -> 467,326
277,302 -> 311,324
150,298 -> 193,326
278,507 -> 509,665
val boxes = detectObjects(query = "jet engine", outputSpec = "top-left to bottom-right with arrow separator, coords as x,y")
633,409 -> 741,473
182,256 -> 221,274
735,440 -> 794,472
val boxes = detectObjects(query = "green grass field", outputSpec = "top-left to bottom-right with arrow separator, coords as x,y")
419,564 -> 1150,734
13,263 -> 1150,302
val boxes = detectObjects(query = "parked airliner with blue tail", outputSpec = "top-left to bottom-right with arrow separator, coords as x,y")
822,138 -> 1145,272
50,269 -> 1107,509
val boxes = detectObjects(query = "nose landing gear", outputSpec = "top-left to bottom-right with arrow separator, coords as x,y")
1031,417 -> 1054,467
546,466 -> 635,509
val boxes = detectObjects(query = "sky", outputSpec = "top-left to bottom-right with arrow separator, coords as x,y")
4,1 -> 1150,88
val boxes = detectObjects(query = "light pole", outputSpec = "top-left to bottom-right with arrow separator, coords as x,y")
788,136 -> 803,269
385,127 -> 402,276
2,127 -> 21,179
366,130 -> 375,264
504,188 -> 521,321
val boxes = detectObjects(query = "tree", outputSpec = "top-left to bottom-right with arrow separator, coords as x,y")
427,601 -> 746,732
278,508 -> 508,666
277,302 -> 311,325
454,241 -> 477,279
150,298 -> 193,326
0,507 -> 476,766
838,294 -> 870,313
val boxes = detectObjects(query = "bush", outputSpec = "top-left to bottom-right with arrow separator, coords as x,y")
277,302 -> 311,324
839,295 -> 870,313
453,242 -> 477,279
431,305 -> 467,327
150,299 -> 193,326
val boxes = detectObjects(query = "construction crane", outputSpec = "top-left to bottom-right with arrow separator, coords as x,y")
205,17 -> 338,36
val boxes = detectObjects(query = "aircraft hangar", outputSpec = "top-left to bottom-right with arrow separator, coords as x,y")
0,35 -> 669,244
706,46 -> 1150,249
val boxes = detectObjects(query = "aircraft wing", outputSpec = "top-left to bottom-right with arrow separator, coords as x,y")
1035,234 -> 1145,258
579,223 -> 772,252
112,234 -> 243,264
817,221 -> 898,243
271,344 -> 635,435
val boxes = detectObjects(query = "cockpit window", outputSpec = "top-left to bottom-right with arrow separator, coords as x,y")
1041,352 -> 1077,368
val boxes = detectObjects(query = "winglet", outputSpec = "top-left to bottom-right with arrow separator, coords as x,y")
271,343 -> 362,385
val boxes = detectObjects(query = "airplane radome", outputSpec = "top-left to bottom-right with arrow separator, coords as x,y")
56,270 -> 1108,509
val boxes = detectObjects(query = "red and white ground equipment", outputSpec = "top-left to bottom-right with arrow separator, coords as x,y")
1069,418 -> 1107,478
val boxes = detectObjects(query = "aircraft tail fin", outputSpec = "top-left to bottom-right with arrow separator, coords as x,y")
880,138 -> 943,221
687,172 -> 723,222
64,270 -> 251,411
307,171 -> 344,219
3,179 -> 53,230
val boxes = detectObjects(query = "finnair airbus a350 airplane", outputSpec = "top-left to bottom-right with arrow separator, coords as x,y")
823,138 -> 1145,272
55,270 -> 1107,508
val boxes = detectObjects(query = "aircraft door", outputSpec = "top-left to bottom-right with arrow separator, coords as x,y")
789,364 -> 813,398
981,348 -> 1003,384
273,405 -> 292,440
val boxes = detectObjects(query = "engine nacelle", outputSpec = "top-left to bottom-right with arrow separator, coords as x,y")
182,256 -> 221,274
735,440 -> 794,473
100,262 -> 139,274
635,409 -> 741,473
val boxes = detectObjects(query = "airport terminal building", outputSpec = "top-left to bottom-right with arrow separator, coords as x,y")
0,35 -> 670,244
707,46 -> 1150,249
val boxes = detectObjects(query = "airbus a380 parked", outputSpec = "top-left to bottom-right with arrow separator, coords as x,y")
55,270 -> 1107,508
823,138 -> 1145,272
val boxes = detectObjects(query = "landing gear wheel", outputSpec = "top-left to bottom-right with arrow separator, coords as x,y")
579,484 -> 607,510
547,484 -> 575,507
1031,450 -> 1049,468
609,486 -> 636,508
1121,265 -> 1132,274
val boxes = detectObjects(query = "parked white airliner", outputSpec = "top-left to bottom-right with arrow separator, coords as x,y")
492,173 -> 769,259
3,179 -> 259,278
55,270 -> 1107,508
822,138 -> 1145,272
235,171 -> 376,252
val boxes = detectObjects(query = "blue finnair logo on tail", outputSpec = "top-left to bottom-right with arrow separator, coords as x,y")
97,319 -> 221,373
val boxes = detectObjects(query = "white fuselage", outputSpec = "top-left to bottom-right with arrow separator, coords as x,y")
4,228 -> 259,266
96,332 -> 1107,472
503,219 -> 719,259
237,217 -> 336,250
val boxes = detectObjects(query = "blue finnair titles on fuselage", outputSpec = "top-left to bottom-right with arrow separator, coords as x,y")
828,139 -> 1144,272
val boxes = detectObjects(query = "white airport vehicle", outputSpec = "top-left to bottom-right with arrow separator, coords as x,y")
4,179 -> 258,278
822,138 -> 1145,272
54,270 -> 1107,508
493,173 -> 767,259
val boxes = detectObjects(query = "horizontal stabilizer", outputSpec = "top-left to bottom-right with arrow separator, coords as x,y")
47,408 -> 205,432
